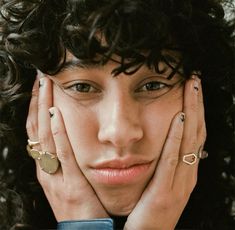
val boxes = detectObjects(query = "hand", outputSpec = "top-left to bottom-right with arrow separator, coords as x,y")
26,75 -> 108,221
124,75 -> 207,230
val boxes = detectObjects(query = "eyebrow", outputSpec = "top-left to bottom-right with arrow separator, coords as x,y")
60,57 -> 183,81
60,60 -> 103,73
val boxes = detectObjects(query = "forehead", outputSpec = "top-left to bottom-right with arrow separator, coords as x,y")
61,50 -> 182,76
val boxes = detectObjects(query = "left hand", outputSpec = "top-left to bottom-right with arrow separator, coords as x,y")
26,76 -> 109,221
124,75 -> 207,230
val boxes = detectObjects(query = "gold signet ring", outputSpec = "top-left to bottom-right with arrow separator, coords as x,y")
38,151 -> 60,174
26,145 -> 60,174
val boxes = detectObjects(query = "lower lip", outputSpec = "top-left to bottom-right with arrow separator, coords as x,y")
91,163 -> 152,185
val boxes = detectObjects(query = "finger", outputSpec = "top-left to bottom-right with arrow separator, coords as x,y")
49,107 -> 82,181
151,112 -> 185,191
25,75 -> 43,179
38,77 -> 55,153
197,77 -> 207,144
174,76 -> 200,187
181,76 -> 199,155
26,77 -> 39,141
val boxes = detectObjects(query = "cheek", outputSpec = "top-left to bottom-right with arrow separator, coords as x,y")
53,87 -> 98,164
143,87 -> 183,153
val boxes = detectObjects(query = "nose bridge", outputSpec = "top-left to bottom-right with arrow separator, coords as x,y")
113,89 -> 132,123
98,88 -> 143,147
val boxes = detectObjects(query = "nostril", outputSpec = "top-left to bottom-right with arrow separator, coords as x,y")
98,122 -> 143,148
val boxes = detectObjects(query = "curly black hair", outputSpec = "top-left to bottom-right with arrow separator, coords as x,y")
0,0 -> 234,229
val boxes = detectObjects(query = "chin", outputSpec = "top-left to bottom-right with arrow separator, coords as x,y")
105,198 -> 137,216
93,183 -> 146,216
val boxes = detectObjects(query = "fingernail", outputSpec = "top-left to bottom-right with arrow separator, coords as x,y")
193,79 -> 199,92
49,107 -> 55,118
179,112 -> 185,122
39,78 -> 44,88
37,69 -> 44,78
191,73 -> 201,93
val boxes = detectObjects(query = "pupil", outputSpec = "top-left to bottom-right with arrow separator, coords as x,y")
146,82 -> 159,90
76,84 -> 90,92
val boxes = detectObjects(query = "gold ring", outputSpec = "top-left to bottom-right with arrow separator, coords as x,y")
182,153 -> 198,165
27,139 -> 40,147
182,146 -> 208,165
26,145 -> 60,174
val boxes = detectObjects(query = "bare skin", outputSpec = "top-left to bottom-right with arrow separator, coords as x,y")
26,64 -> 206,229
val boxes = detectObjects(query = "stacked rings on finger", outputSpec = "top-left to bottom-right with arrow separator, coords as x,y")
26,139 -> 60,174
182,145 -> 208,165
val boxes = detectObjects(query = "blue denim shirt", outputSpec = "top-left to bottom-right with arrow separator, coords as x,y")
57,218 -> 114,230
57,218 -> 195,229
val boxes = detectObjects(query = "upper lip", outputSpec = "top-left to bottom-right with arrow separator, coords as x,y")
92,157 -> 152,169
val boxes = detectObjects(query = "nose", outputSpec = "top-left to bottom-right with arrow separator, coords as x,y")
97,93 -> 143,148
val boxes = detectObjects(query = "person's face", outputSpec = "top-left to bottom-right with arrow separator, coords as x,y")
52,54 -> 184,216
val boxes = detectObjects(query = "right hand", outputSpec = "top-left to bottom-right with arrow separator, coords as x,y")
26,75 -> 108,221
124,75 -> 207,230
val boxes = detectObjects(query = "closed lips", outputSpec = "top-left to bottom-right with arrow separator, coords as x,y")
90,159 -> 153,185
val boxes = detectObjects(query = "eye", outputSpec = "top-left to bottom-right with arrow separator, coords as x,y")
66,82 -> 98,93
137,81 -> 168,92
56,81 -> 102,101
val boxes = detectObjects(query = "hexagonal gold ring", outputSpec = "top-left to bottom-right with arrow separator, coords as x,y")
182,153 -> 198,165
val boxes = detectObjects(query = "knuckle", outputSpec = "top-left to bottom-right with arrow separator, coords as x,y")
39,132 -> 51,144
51,125 -> 66,137
185,103 -> 198,113
167,157 -> 179,166
155,195 -> 172,210
38,100 -> 47,110
51,127 -> 60,136
169,134 -> 182,143
65,191 -> 74,202
165,156 -> 179,167
191,140 -> 197,150
176,193 -> 189,204
185,136 -> 197,149
62,184 -> 78,202
56,149 -> 67,162
175,189 -> 191,203
26,119 -> 37,136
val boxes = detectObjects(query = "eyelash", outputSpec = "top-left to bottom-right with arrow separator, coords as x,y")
137,81 -> 168,92
66,81 -> 168,93
66,83 -> 98,93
